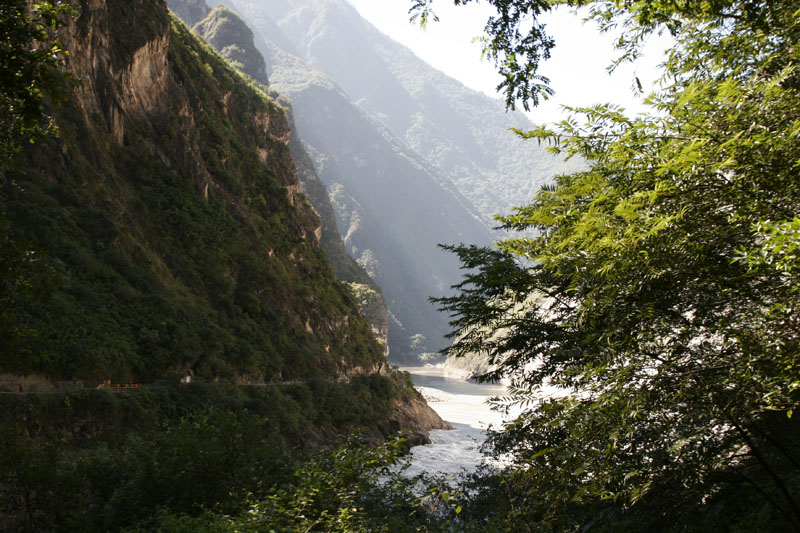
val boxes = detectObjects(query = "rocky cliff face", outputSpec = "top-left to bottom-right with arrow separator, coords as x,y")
5,0 -> 383,381
63,0 -> 172,145
178,0 -> 391,353
389,385 -> 452,435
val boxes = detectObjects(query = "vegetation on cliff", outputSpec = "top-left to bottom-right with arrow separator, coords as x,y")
0,370 -> 443,531
0,0 -> 74,366
2,0 -> 382,382
180,0 -> 391,350
0,3 -> 456,530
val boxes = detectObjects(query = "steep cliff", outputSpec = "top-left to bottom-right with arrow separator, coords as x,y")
207,4 -> 493,361
181,1 -> 390,352
4,0 -> 383,382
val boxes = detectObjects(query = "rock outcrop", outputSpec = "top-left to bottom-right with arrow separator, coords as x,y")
368,374 -> 452,450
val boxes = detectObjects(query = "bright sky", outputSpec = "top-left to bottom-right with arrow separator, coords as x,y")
346,0 -> 671,124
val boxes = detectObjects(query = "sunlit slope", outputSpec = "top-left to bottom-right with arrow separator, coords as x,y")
230,0 -> 583,222
223,6 -> 494,360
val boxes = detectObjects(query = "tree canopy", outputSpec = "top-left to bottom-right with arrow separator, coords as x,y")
428,0 -> 800,529
0,1 -> 74,362
0,0 -> 75,172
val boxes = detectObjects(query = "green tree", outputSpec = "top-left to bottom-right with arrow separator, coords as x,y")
0,0 -> 75,172
149,436 -> 459,533
0,215 -> 59,368
1,0 -> 73,363
427,0 -> 800,529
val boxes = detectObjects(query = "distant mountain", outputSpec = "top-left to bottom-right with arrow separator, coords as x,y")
201,3 -> 491,360
165,0 -> 210,27
193,5 -> 270,85
215,0 -> 580,362
258,32 -> 493,360
227,0 -> 583,223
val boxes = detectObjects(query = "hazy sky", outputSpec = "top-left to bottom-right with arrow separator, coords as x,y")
346,0 -> 671,124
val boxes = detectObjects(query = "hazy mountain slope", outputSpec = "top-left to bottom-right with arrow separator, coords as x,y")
237,16 -> 494,360
166,0 -> 210,27
3,1 -> 383,381
192,5 -> 269,85
181,1 -> 390,350
231,0 -> 582,221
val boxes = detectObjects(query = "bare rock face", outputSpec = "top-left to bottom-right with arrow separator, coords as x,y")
60,0 -> 172,145
382,378 -> 452,447
390,387 -> 452,433
59,0 -> 287,181
58,0 -> 309,230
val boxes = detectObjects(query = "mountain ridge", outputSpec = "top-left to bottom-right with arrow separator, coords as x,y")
231,0 -> 583,222
179,0 -> 392,351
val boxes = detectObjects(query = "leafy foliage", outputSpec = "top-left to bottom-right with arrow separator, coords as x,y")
409,0 -> 554,110
0,213 -> 59,366
205,438 -> 406,532
0,0 -> 74,365
410,0 -> 792,110
152,438 -> 485,532
0,373 -> 408,531
0,0 -> 76,171
432,0 -> 800,529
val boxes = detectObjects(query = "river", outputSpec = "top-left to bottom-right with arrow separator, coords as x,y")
400,365 -> 512,479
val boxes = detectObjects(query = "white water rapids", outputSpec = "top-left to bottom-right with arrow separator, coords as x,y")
400,365 -> 514,479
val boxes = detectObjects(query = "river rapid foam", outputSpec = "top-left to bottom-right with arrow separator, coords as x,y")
399,365 -> 512,479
